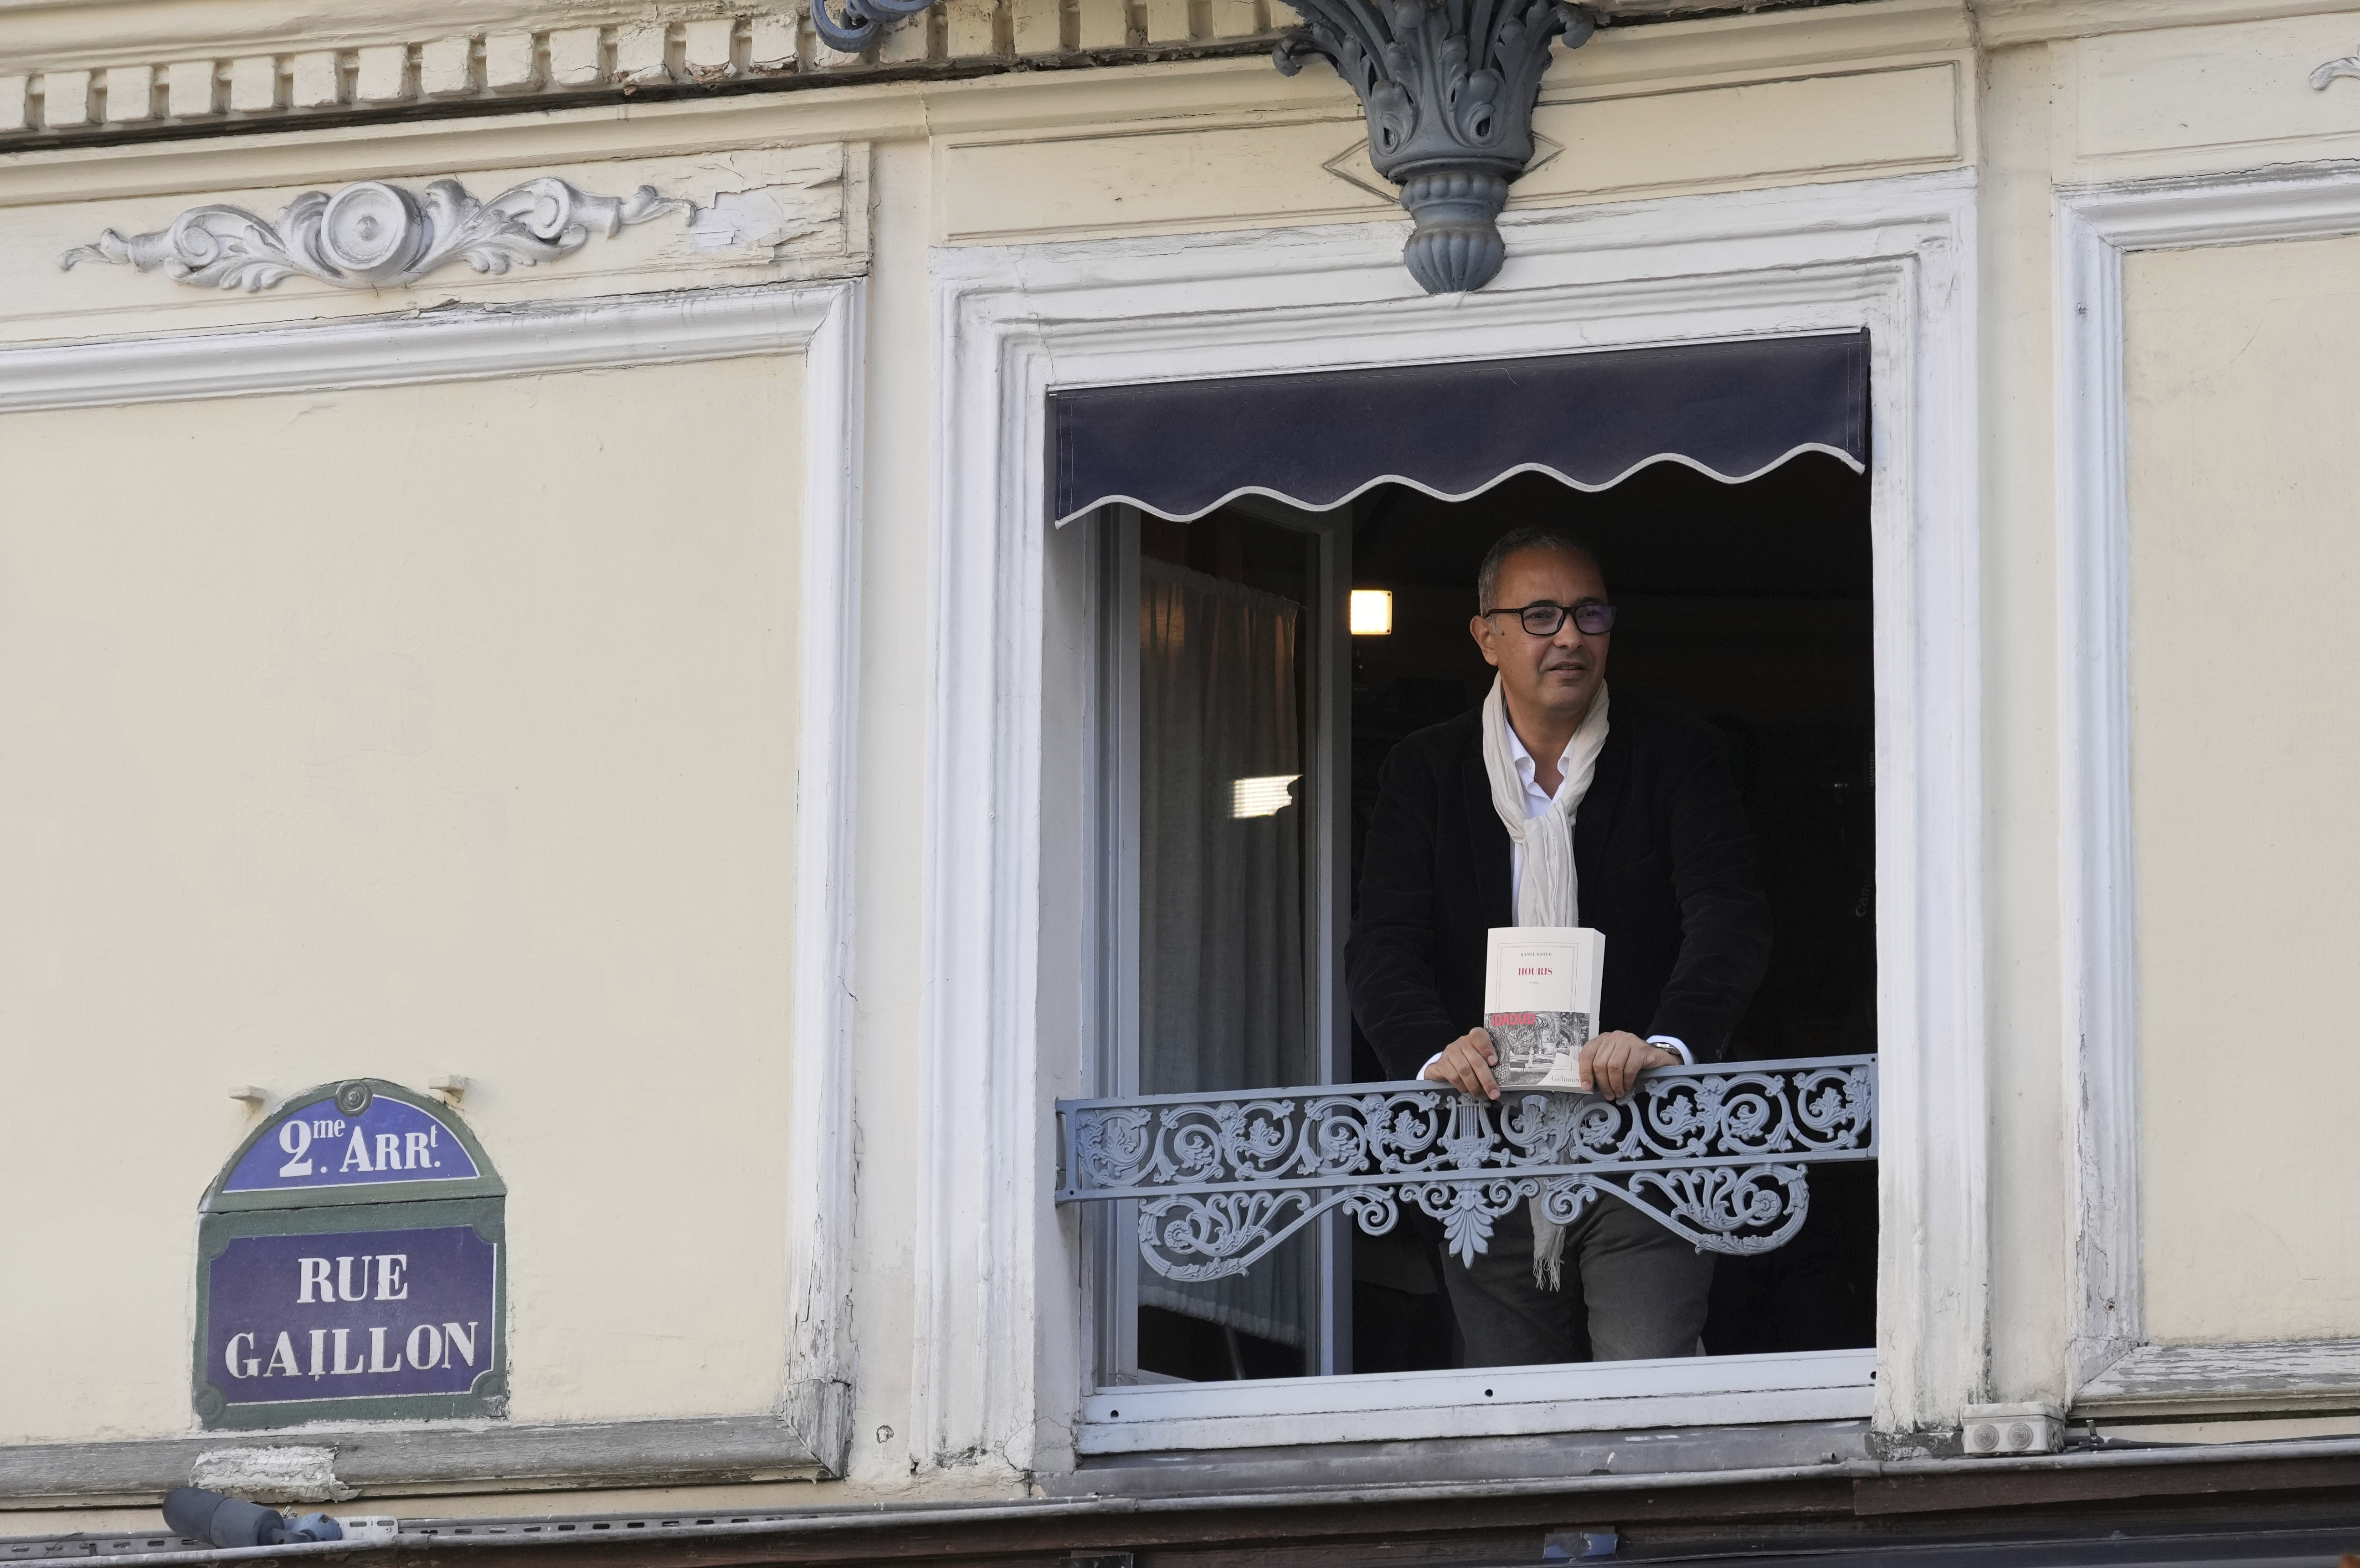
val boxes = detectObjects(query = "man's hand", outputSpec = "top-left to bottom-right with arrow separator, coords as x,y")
1578,1030 -> 1679,1099
1420,1027 -> 1500,1100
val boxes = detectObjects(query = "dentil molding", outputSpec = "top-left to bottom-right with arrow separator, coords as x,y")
60,176 -> 685,292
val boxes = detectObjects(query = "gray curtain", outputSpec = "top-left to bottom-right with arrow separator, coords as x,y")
1136,559 -> 1312,1350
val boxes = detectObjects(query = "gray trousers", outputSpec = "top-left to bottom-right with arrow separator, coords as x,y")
1442,1194 -> 1714,1365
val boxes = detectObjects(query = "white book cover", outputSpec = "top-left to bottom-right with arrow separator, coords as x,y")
1483,927 -> 1608,1091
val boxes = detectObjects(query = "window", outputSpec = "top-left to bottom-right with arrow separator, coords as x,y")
921,178 -> 1983,1471
1087,448 -> 1876,1401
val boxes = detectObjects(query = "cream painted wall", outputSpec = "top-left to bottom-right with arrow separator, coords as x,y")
2126,234 -> 2360,1344
0,355 -> 805,1441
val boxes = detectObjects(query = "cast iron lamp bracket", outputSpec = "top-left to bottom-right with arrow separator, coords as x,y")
811,0 -> 1598,293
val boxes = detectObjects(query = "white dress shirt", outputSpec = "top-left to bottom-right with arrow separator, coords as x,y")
1419,721 -> 1690,1080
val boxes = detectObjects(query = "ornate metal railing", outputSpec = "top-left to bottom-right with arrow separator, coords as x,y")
1055,1056 -> 1876,1281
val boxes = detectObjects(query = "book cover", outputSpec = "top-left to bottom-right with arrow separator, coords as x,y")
1483,927 -> 1608,1091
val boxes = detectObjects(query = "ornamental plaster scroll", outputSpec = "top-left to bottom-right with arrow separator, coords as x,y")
2312,48 -> 2360,90
59,177 -> 687,292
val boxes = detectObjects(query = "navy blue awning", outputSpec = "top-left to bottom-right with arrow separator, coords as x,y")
1050,331 -> 1870,525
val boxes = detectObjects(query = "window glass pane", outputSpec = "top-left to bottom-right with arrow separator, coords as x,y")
1131,512 -> 1321,1378
1136,558 -> 1311,1094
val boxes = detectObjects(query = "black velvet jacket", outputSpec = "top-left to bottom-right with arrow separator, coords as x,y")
1346,697 -> 1772,1080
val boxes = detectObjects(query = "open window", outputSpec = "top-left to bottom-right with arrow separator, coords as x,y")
1058,333 -> 1884,1450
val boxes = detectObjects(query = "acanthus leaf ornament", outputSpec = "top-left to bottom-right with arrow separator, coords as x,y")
1058,1056 -> 1877,1283
1275,0 -> 1599,292
60,177 -> 688,293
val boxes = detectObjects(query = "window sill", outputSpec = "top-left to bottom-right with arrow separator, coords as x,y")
1051,1412 -> 1873,1498
0,1412 -> 833,1509
1075,1348 -> 1874,1455
2077,1339 -> 2360,1419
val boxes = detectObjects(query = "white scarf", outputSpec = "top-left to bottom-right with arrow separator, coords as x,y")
1479,675 -> 1610,1289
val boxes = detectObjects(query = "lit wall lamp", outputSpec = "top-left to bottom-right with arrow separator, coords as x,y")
1350,589 -> 1394,636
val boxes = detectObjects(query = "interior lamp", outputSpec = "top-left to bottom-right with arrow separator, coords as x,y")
1349,589 -> 1393,636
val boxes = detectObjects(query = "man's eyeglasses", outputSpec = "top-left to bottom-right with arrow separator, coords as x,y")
1482,600 -> 1618,636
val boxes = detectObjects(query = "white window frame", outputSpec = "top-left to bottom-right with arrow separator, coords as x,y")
2059,164 -> 2360,1417
1089,499 -> 1358,1389
916,168 -> 1985,1475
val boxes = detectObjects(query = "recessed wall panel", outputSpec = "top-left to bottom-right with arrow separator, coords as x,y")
0,354 -> 804,1440
2126,234 -> 2360,1344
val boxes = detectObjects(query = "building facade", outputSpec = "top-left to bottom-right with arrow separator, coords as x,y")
5,0 -> 2360,1559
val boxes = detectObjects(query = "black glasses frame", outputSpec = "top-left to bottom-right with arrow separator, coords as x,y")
1481,599 -> 1617,636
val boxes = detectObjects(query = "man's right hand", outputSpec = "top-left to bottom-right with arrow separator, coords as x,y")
1421,1027 -> 1500,1100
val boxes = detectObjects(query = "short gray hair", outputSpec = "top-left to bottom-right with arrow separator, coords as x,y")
1476,526 -> 1603,613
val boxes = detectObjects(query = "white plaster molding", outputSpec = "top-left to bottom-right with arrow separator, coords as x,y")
0,280 -> 865,1477
780,274 -> 865,1479
2076,1340 -> 2360,1418
0,280 -> 840,411
2056,184 -> 2140,1394
921,166 -> 1985,1473
59,176 -> 686,292
1974,0 -> 2360,49
1569,0 -> 1972,92
2056,160 -> 2360,1409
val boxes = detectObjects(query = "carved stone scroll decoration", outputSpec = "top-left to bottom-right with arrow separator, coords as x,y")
60,178 -> 688,293
1057,1056 -> 1876,1282
1274,0 -> 1598,293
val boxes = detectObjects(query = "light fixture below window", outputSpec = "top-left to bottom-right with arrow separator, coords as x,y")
1231,774 -> 1301,818
1349,589 -> 1393,636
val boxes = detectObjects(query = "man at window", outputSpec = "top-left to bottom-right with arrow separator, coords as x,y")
1346,525 -> 1772,1365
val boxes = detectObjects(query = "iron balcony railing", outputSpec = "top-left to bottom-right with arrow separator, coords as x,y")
1055,1056 -> 1877,1280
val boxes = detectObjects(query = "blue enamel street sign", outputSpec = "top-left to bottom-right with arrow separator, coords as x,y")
205,1226 -> 498,1406
195,1080 -> 507,1429
221,1092 -> 478,1194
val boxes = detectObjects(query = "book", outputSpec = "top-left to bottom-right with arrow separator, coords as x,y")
1483,926 -> 1608,1091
